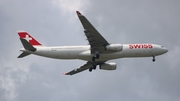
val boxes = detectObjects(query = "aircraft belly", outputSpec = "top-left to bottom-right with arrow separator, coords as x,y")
32,46 -> 154,61
79,50 -> 92,61
79,51 -> 124,61
31,44 -> 163,61
33,47 -> 86,59
98,52 -> 124,61
33,51 -> 57,58
57,51 -> 80,59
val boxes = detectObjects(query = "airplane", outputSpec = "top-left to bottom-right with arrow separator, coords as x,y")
17,11 -> 168,75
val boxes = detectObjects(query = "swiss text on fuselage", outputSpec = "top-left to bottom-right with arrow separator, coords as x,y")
129,44 -> 153,49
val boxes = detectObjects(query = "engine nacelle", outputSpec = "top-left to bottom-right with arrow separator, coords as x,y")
106,44 -> 123,51
100,62 -> 117,70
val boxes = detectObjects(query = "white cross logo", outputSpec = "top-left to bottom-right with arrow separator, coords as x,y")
24,35 -> 32,42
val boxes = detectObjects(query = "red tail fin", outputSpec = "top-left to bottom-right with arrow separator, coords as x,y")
18,31 -> 42,46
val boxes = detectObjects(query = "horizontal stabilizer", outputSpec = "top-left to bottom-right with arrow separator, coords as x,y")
17,52 -> 30,58
20,38 -> 36,51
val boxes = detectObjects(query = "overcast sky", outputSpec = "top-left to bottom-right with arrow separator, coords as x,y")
0,0 -> 180,101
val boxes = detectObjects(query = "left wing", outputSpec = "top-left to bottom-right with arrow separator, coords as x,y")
64,61 -> 105,75
64,62 -> 92,75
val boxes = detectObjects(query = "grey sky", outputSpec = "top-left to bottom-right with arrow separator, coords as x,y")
0,0 -> 180,101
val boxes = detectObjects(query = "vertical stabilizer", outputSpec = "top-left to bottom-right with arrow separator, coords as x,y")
17,31 -> 41,58
18,31 -> 42,46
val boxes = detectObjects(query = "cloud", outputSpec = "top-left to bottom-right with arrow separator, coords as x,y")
52,0 -> 89,13
0,0 -> 180,101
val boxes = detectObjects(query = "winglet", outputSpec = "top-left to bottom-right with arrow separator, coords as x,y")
62,72 -> 67,75
76,11 -> 82,16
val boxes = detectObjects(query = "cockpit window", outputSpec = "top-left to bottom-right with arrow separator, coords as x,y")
161,46 -> 164,48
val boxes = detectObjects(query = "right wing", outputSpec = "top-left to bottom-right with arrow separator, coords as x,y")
76,11 -> 110,54
64,62 -> 92,75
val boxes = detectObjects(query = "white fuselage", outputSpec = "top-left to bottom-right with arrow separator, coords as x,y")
21,44 -> 168,62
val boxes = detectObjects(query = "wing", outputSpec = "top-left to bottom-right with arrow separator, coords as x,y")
64,62 -> 92,75
76,11 -> 109,54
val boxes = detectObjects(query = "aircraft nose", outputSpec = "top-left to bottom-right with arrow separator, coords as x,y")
159,45 -> 168,54
164,48 -> 168,53
162,47 -> 168,53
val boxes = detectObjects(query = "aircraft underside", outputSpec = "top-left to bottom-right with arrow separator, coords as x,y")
30,44 -> 165,62
17,11 -> 168,75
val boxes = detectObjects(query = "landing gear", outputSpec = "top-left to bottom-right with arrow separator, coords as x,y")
92,64 -> 96,70
96,54 -> 100,59
89,64 -> 96,72
90,52 -> 99,72
89,67 -> 92,72
92,53 -> 100,61
152,56 -> 155,62
92,56 -> 96,61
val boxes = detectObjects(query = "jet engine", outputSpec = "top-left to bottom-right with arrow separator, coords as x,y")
106,44 -> 123,51
99,62 -> 117,70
